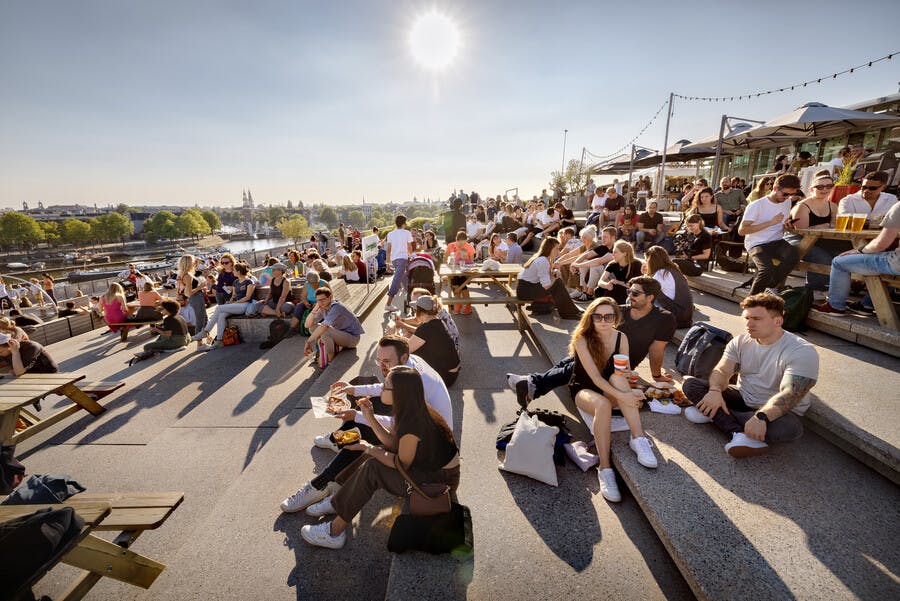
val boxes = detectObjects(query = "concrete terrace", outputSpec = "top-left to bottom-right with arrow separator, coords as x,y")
9,277 -> 900,601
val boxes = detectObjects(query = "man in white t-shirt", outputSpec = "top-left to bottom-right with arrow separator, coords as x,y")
683,293 -> 819,457
738,174 -> 801,295
837,171 -> 898,225
534,206 -> 561,236
384,214 -> 414,310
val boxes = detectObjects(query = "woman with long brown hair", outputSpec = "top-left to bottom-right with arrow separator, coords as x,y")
100,283 -> 130,333
177,255 -> 207,333
645,246 -> 694,328
689,187 -> 730,232
569,297 -> 656,503
515,236 -> 582,319
300,366 -> 459,549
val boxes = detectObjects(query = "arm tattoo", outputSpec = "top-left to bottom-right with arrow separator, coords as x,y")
772,375 -> 817,414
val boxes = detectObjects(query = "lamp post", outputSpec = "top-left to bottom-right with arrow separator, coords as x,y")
561,129 -> 568,174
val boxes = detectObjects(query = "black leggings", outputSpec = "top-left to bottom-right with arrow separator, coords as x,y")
517,279 -> 582,319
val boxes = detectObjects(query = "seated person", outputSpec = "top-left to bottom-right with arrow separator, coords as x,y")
340,254 -> 360,283
594,240 -> 642,304
352,250 -> 368,282
645,246 -> 694,328
445,231 -> 477,314
683,293 -> 818,457
100,283 -> 131,331
303,286 -> 365,364
635,201 -> 667,252
395,288 -> 460,353
299,365 -> 460,549
177,294 -> 198,336
312,258 -> 333,282
404,295 -> 461,387
555,201 -> 576,231
836,170 -> 898,226
504,232 -> 524,264
571,226 -> 617,300
57,301 -> 80,318
672,214 -> 712,276
570,298 -> 656,503
9,309 -> 41,328
0,333 -> 58,375
134,282 -> 164,321
814,201 -> 900,316
739,174 -> 800,295
616,205 -> 638,242
193,262 -> 256,350
259,263 -> 294,318
508,276 -> 676,405
0,316 -> 29,341
602,187 -> 624,226
534,205 -> 561,238
515,236 -> 582,319
144,300 -> 191,352
555,225 -> 596,292
287,271 -> 326,334
281,337 -> 452,515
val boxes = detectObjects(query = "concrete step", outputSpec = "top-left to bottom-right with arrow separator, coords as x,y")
678,290 -> 900,485
686,270 -> 900,358
383,299 -> 692,601
524,292 -> 900,600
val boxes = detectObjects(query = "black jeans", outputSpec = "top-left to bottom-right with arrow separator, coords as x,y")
747,239 -> 799,295
517,279 -> 582,319
682,378 -> 804,442
532,356 -> 575,399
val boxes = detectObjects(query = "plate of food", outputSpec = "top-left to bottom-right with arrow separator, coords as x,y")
333,427 -> 361,448
311,392 -> 352,418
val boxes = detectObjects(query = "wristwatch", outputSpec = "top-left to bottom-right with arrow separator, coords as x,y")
755,411 -> 770,424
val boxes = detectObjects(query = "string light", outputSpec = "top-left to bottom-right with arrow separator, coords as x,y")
584,99 -> 669,162
673,51 -> 897,103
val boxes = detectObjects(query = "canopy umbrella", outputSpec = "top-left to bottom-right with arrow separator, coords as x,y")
743,102 -> 900,139
589,148 -> 654,174
682,123 -> 802,152
630,139 -> 718,167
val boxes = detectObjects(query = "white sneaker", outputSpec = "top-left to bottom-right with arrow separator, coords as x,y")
569,289 -> 582,299
598,468 -> 621,502
630,436 -> 658,469
306,495 -> 337,517
648,399 -> 682,415
280,482 -> 329,513
725,432 -> 769,458
314,434 -> 339,453
300,521 -> 346,549
384,304 -> 397,312
197,340 -> 221,352
190,330 -> 208,342
684,406 -> 713,424
506,373 -> 526,392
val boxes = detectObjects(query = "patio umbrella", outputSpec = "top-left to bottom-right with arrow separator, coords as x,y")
682,123 -> 802,152
743,102 -> 900,139
589,148 -> 654,174
630,139 -> 718,167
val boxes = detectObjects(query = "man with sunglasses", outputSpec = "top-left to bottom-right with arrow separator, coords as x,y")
507,276 -> 676,407
738,174 -> 801,295
837,171 -> 897,226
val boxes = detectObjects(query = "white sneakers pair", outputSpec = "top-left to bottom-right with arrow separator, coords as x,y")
597,435 -> 658,504
684,407 -> 769,457
280,482 -> 340,513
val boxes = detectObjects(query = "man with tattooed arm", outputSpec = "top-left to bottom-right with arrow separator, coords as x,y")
681,293 -> 819,457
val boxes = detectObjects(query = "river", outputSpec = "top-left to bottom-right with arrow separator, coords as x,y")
220,238 -> 292,254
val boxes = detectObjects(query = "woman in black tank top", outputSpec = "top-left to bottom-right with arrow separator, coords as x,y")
787,174 -> 848,290
569,297 -> 658,504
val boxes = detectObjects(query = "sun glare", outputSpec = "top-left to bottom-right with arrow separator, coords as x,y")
409,12 -> 459,70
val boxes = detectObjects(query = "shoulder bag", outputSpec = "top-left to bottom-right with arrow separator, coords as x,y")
393,456 -> 451,516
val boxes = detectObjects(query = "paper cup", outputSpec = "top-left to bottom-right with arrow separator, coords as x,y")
613,354 -> 629,374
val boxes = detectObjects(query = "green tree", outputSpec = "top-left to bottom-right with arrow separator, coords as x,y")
277,214 -> 312,245
142,211 -> 179,243
347,210 -> 366,228
176,210 -> 211,240
318,206 -> 338,228
265,206 -> 286,226
0,212 -> 44,249
200,210 -> 222,232
549,158 -> 588,196
59,218 -> 92,247
38,221 -> 60,245
96,212 -> 134,246
366,216 -> 385,230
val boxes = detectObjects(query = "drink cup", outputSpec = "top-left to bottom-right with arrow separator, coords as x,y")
613,354 -> 629,374
850,214 -> 867,232
627,371 -> 640,388
835,214 -> 850,231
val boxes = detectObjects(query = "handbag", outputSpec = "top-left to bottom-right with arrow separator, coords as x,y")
394,456 -> 451,516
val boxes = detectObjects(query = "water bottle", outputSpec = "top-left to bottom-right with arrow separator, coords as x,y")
551,307 -> 561,324
448,253 -> 456,268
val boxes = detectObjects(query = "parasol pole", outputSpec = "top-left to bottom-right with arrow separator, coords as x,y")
657,92 -> 674,200
628,145 -> 636,200
712,114 -> 727,185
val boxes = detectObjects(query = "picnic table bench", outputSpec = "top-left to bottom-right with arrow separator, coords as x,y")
0,373 -> 115,445
794,227 -> 899,329
0,491 -> 184,600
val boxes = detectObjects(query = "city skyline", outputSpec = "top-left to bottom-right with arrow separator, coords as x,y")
1,0 -> 898,209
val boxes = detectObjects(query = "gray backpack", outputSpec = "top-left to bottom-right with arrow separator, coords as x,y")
675,322 -> 733,378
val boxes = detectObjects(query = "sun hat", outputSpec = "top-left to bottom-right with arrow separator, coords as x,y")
411,295 -> 437,313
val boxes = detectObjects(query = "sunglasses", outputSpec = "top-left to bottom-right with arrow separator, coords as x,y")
812,184 -> 834,190
221,261 -> 232,265
627,289 -> 645,297
861,185 -> 882,191
591,313 -> 616,323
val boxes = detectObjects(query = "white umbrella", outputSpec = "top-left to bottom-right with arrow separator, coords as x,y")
744,102 -> 900,139
683,123 -> 801,152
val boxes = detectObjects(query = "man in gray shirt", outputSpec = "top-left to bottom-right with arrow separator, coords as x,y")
715,177 -> 746,226
304,286 -> 364,363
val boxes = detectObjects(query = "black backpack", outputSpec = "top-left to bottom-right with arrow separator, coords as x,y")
675,322 -> 733,378
259,319 -> 290,350
779,286 -> 813,332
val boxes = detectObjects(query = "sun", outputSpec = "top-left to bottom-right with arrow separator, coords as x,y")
409,12 -> 459,70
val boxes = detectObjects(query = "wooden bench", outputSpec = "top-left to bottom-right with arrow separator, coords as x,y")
39,318 -> 72,346
66,312 -> 94,336
77,380 -> 126,400
0,491 -> 184,601
107,320 -> 161,342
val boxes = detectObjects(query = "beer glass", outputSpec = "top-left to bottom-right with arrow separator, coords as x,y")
835,214 -> 850,231
850,214 -> 867,232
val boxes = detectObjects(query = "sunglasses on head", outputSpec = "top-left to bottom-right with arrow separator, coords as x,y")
591,313 -> 616,323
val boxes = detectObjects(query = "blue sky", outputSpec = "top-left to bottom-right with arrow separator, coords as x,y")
1,0 -> 898,209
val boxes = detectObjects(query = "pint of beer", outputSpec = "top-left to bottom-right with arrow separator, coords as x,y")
850,214 -> 867,232
835,214 -> 850,231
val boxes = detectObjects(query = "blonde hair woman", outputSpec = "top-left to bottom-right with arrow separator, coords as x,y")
595,240 -> 643,304
101,283 -> 130,333
340,254 -> 359,283
177,255 -> 207,332
569,297 -> 655,503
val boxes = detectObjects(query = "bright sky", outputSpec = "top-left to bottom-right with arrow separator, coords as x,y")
1,0 -> 898,209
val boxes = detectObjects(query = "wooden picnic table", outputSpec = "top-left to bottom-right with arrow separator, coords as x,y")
794,227 -> 899,330
438,264 -> 522,299
0,491 -> 184,600
0,373 -> 106,445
